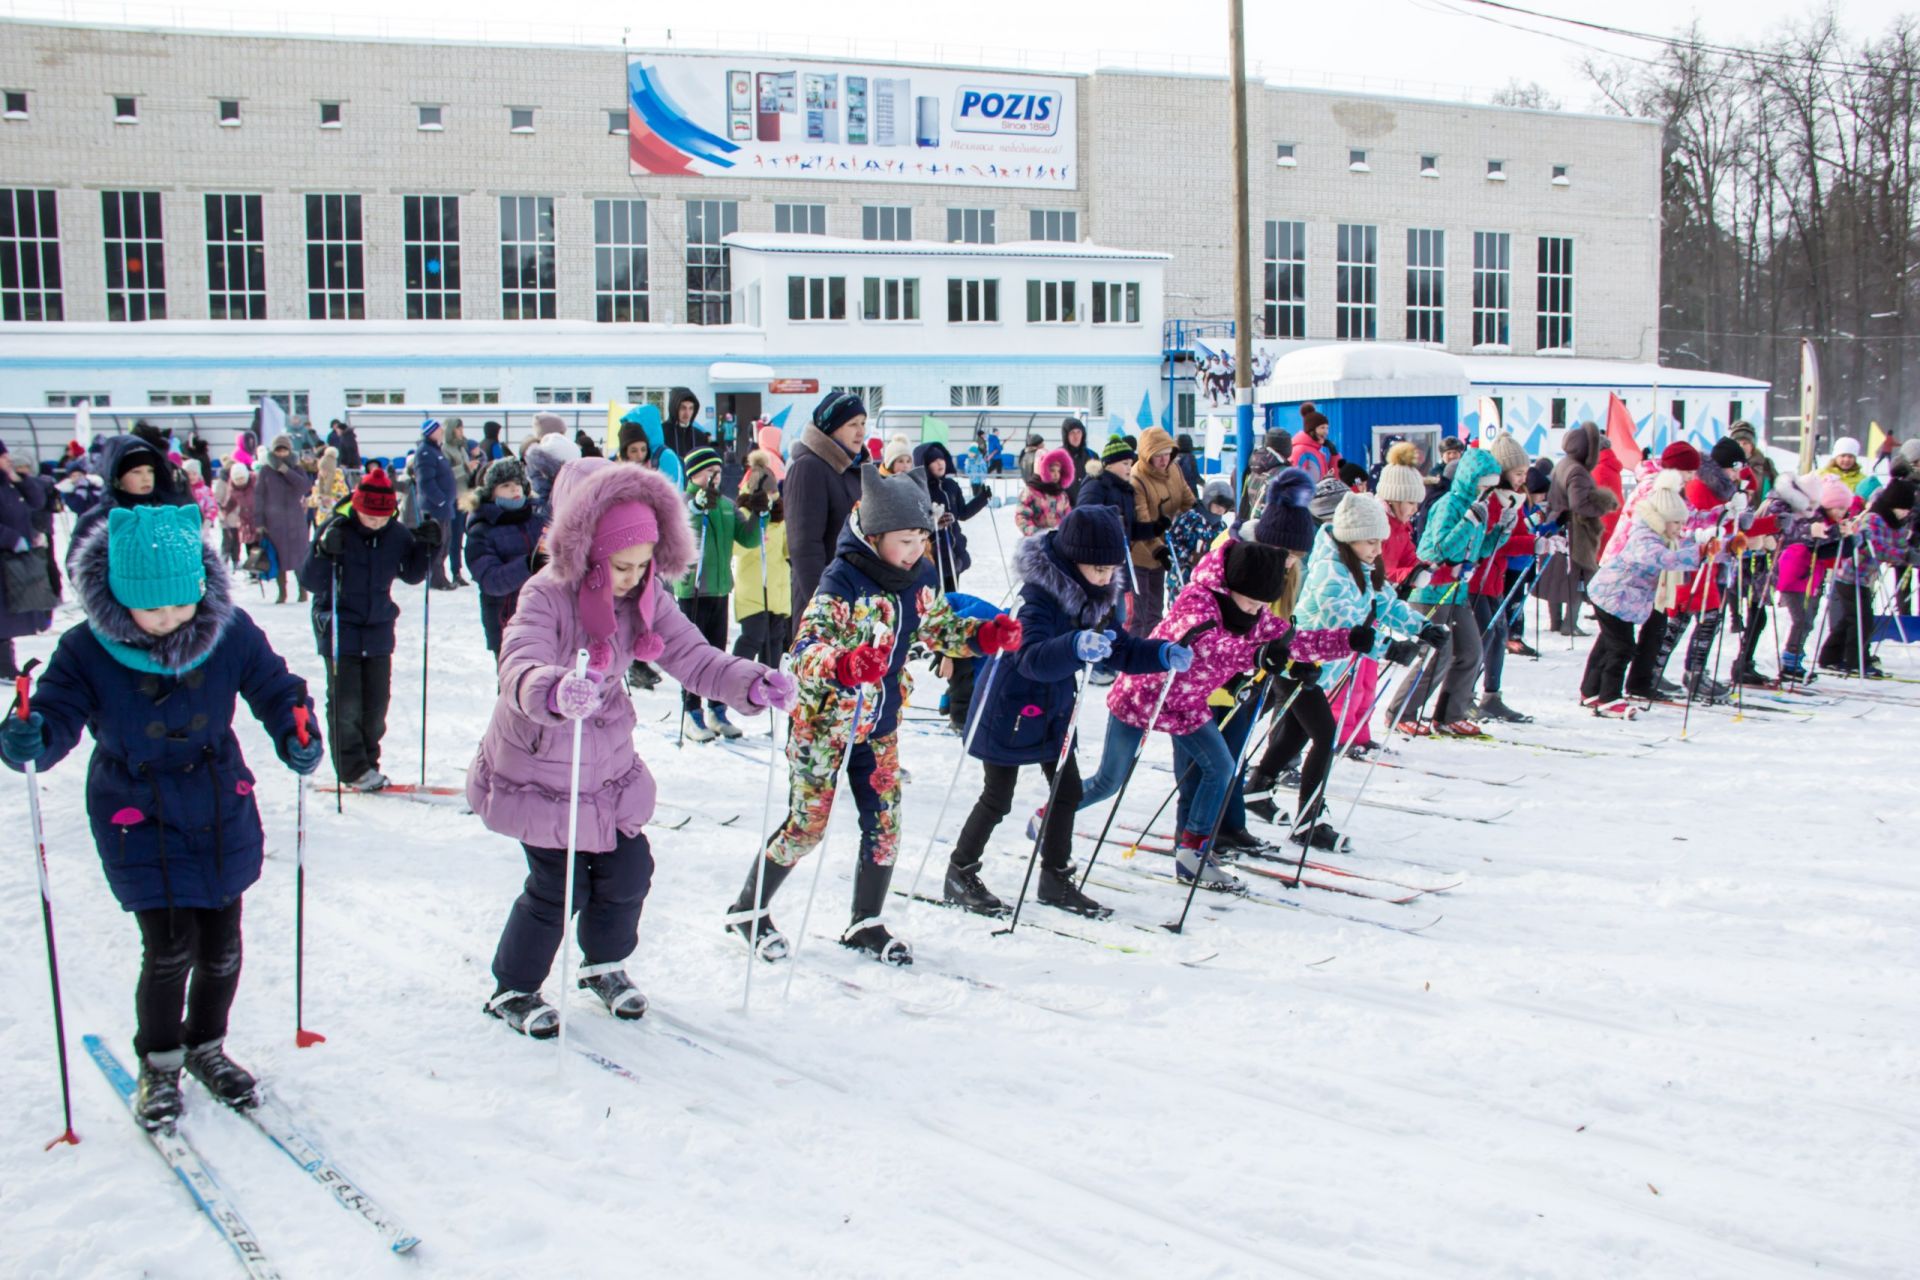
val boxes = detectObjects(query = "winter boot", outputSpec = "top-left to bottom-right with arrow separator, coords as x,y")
681,708 -> 718,743
1214,826 -> 1277,858
1506,636 -> 1540,658
134,1047 -> 186,1130
1778,652 -> 1810,682
485,989 -> 558,1039
942,859 -> 1008,917
1684,669 -> 1727,704
1474,692 -> 1533,724
708,706 -> 745,739
1241,768 -> 1277,798
183,1038 -> 259,1109
840,856 -> 912,966
626,661 -> 660,691
1174,833 -> 1245,894
725,857 -> 795,962
348,768 -> 389,792
1289,820 -> 1344,852
1245,792 -> 1282,825
576,964 -> 649,1020
1037,864 -> 1113,918
1729,660 -> 1770,686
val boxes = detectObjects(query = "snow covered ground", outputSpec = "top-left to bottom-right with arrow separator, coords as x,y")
3,501 -> 1917,1279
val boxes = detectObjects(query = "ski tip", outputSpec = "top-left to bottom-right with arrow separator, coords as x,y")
391,1236 -> 423,1254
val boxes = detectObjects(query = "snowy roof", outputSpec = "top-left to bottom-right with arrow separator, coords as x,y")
1263,344 -> 1472,401
1461,355 -> 1771,392
723,233 -> 1170,263
0,320 -> 766,360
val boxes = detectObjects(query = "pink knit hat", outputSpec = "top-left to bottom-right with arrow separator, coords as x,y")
578,500 -> 662,668
1818,476 -> 1854,512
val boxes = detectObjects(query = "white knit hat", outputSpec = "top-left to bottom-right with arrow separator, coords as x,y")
1636,487 -> 1689,531
1375,464 -> 1425,505
881,433 -> 914,471
1487,431 -> 1529,475
1331,492 -> 1391,542
1832,435 -> 1862,458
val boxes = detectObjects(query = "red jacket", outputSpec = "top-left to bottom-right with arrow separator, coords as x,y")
1469,492 -> 1537,596
1383,514 -> 1419,585
1594,449 -> 1626,548
1290,436 -> 1338,482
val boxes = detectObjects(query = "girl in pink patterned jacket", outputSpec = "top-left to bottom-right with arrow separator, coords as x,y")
1015,447 -> 1075,537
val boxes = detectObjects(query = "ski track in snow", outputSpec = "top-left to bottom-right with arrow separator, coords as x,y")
2,505 -> 1917,1278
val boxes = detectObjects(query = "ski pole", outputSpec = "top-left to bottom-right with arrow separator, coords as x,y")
754,514 -> 773,670
783,685 -> 870,1002
679,512 -> 710,749
742,654 -> 790,1016
556,647 -> 590,1066
1331,642 -> 1438,849
901,654 -> 1004,911
291,703 -> 325,1048
994,662 -> 1094,937
1165,675 -> 1275,935
418,552 -> 430,788
13,667 -> 80,1149
1078,664 -> 1178,889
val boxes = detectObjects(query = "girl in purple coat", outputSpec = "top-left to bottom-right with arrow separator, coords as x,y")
471,458 -> 796,1038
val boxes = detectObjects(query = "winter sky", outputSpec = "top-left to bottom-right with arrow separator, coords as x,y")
9,0 -> 1914,106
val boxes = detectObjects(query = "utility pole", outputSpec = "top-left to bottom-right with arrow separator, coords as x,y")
1228,0 -> 1255,494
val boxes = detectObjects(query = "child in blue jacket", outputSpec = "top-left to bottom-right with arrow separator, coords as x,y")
2,504 -> 322,1129
464,457 -> 548,661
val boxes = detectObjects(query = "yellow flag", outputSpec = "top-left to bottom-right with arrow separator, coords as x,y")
1868,421 -> 1889,460
606,402 -> 628,456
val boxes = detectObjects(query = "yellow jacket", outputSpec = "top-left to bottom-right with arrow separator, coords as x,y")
733,516 -> 790,616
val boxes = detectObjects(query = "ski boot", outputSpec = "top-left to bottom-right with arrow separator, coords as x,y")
485,989 -> 559,1039
1474,692 -> 1533,724
1431,717 -> 1487,738
1241,768 -> 1277,798
1344,740 -> 1377,762
707,706 -> 745,739
841,857 -> 912,965
626,661 -> 660,691
577,964 -> 649,1019
1506,636 -> 1540,658
1245,792 -> 1282,825
1037,864 -> 1113,919
184,1038 -> 259,1109
1778,652 -> 1811,683
1593,699 -> 1640,720
1289,820 -> 1344,852
681,708 -> 718,743
1215,826 -> 1277,858
725,857 -> 794,962
134,1047 -> 186,1130
1174,834 -> 1245,894
942,859 -> 1008,917
1394,718 -> 1432,737
347,768 -> 389,792
1729,660 -> 1770,687
1683,670 -> 1728,704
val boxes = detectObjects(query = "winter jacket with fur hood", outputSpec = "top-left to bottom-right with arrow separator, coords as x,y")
1547,422 -> 1620,571
915,440 -> 991,586
68,434 -> 195,559
466,459 -> 770,852
1129,427 -> 1197,569
1016,448 -> 1074,537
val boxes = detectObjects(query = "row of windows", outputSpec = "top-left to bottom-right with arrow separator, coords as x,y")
780,273 -> 1139,326
1262,220 -> 1574,352
777,202 -> 1073,245
1276,143 -> 1571,186
0,92 -> 578,134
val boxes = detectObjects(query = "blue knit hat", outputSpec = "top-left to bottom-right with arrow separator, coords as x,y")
1255,467 -> 1317,553
106,504 -> 206,609
1055,504 -> 1129,566
421,418 -> 444,440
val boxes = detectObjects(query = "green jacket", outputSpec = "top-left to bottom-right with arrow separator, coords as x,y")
674,492 -> 761,598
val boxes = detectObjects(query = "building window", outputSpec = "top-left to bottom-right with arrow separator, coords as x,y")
774,202 -> 826,235
204,194 -> 265,321
861,276 -> 919,321
1030,209 -> 1077,242
862,205 -> 912,241
607,110 -> 628,136
1057,385 -> 1106,418
4,91 -> 27,119
45,393 -> 110,407
499,195 -> 557,320
830,384 -> 885,413
534,387 -> 593,404
1486,158 -> 1506,181
787,275 -> 847,321
149,391 -> 213,405
1275,142 -> 1297,168
401,195 -> 461,320
1348,148 -> 1370,172
102,191 -> 166,322
1176,391 -> 1195,431
218,99 -> 240,126
625,386 -> 670,413
1262,219 -> 1306,340
1404,228 -> 1444,345
1730,399 -> 1745,427
509,107 -> 535,133
1472,231 -> 1511,349
248,389 -> 311,420
949,278 -> 999,324
1552,164 -> 1570,187
304,193 -> 365,320
342,389 -> 405,407
319,101 -> 341,128
1536,236 -> 1574,351
950,385 -> 1001,407
417,104 -> 443,131
1334,223 -> 1377,341
1551,397 -> 1567,429
1026,279 -> 1077,323
947,208 -> 996,244
685,199 -> 736,325
593,198 -> 649,323
438,387 -> 501,405
0,189 -> 64,321
1091,281 -> 1140,325
1420,153 -> 1439,177
1671,399 -> 1686,430
114,96 -> 137,123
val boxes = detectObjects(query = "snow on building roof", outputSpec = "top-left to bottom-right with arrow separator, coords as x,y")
1460,354 -> 1770,391
1262,343 -> 1472,402
723,233 -> 1171,262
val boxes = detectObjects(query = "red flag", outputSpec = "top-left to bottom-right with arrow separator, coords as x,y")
1606,393 -> 1641,469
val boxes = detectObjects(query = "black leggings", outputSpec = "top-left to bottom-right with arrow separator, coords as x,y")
133,899 -> 244,1056
1257,683 -> 1336,824
952,755 -> 1082,874
1581,608 -> 1638,702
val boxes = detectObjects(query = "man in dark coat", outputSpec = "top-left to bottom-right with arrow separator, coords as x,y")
0,438 -> 56,676
411,418 -> 458,589
326,419 -> 363,470
912,440 -> 992,592
1060,417 -> 1097,507
785,390 -> 869,618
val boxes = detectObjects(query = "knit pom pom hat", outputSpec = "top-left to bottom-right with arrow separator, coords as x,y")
352,465 -> 399,518
1636,487 -> 1690,532
1055,504 -> 1129,566
1375,455 -> 1426,505
106,504 -> 206,609
1331,492 -> 1391,543
1487,431 -> 1529,476
1659,442 -> 1702,472
1817,475 -> 1854,511
1255,467 -> 1316,553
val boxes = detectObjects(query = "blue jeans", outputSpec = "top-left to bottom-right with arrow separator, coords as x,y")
1178,698 -> 1253,834
1078,715 -> 1237,841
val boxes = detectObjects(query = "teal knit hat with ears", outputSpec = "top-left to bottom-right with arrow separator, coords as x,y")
106,504 -> 206,609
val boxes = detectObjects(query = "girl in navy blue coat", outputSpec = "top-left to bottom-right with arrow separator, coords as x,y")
1,503 -> 322,1129
946,505 -> 1183,919
464,457 -> 548,660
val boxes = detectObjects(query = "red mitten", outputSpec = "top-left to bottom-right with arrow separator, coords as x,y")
977,615 -> 1024,654
834,644 -> 891,688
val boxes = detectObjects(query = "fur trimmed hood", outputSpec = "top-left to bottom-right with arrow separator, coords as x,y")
543,456 -> 694,587
1037,447 -> 1074,488
72,516 -> 235,674
1016,529 -> 1119,625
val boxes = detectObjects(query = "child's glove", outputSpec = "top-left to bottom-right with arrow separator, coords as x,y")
834,645 -> 891,688
746,669 -> 798,713
1,711 -> 47,767
1383,638 -> 1422,666
548,668 -> 606,721
1158,642 -> 1194,672
318,522 -> 346,557
1728,533 -> 1750,554
1073,629 -> 1115,663
282,730 -> 325,776
1257,636 -> 1292,673
977,616 -> 1023,654
1346,623 -> 1377,654
1693,526 -> 1716,545
1418,621 -> 1448,648
413,520 -> 443,548
1285,660 -> 1321,685
1152,544 -> 1172,568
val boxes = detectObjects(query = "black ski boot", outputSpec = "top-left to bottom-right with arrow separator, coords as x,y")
1289,821 -> 1344,852
183,1038 -> 259,1109
1215,826 -> 1278,858
724,856 -> 794,962
134,1047 -> 186,1130
576,964 -> 649,1019
625,661 -> 660,691
486,988 -> 559,1039
1245,792 -> 1282,825
1241,768 -> 1277,798
1037,864 -> 1113,919
1730,660 -> 1769,686
1474,692 -> 1533,724
942,859 -> 1008,917
841,857 -> 912,966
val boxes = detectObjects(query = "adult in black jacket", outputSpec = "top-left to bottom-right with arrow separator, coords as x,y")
1076,439 -> 1160,544
1060,417 -> 1098,507
786,390 -> 869,618
326,420 -> 363,470
464,458 -> 547,659
297,466 -> 434,791
912,440 -> 991,591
